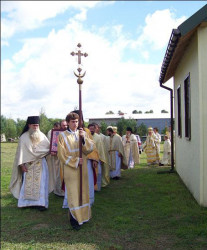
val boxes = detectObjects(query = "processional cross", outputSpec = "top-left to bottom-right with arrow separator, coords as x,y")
71,43 -> 88,206
71,43 -> 88,65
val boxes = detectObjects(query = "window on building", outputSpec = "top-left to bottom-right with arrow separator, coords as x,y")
184,73 -> 191,140
177,85 -> 182,137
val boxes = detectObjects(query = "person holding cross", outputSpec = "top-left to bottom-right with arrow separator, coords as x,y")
57,112 -> 95,230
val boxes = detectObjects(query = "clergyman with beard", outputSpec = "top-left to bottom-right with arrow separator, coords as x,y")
10,116 -> 53,211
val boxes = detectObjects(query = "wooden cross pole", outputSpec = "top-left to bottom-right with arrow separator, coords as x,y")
71,43 -> 88,206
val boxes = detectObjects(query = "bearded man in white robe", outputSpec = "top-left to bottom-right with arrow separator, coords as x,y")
122,127 -> 140,168
10,116 -> 53,211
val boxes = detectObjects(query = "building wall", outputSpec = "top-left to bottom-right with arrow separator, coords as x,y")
198,25 -> 207,206
137,118 -> 170,133
89,117 -> 170,134
174,30 -> 206,206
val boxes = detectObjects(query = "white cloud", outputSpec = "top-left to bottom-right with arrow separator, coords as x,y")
2,4 -> 186,121
1,1 -> 100,40
132,9 -> 186,50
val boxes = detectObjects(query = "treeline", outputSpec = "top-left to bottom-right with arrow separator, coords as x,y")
1,113 -> 148,140
1,111 -> 61,139
106,109 -> 169,114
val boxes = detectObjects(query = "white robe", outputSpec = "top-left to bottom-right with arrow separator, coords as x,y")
10,130 -> 53,207
122,134 -> 140,168
161,139 -> 171,165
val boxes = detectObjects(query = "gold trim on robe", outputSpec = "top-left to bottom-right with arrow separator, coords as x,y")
24,160 -> 42,200
57,129 -> 95,225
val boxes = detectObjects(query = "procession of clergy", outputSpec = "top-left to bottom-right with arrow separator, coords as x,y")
9,112 -> 171,230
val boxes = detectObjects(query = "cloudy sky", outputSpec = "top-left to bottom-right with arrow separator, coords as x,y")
1,1 -> 206,121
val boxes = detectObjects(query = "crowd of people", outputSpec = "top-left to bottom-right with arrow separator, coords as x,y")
9,112 -> 171,230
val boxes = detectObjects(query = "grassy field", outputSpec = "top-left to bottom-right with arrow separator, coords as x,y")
1,142 -> 207,250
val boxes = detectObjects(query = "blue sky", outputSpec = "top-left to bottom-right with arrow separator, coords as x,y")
1,1 -> 207,120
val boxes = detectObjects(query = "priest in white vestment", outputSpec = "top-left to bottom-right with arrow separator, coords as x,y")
10,116 -> 53,211
105,126 -> 127,179
122,127 -> 140,168
160,135 -> 171,166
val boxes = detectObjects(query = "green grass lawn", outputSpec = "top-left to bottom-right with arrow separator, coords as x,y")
1,142 -> 207,250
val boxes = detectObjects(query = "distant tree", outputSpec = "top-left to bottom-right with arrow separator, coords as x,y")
48,118 -> 62,130
84,121 -> 89,128
161,110 -> 168,113
39,108 -> 51,135
145,110 -> 153,114
105,111 -> 114,115
5,118 -> 17,139
116,118 -> 137,136
100,121 -> 108,135
137,123 -> 148,137
1,115 -> 7,135
132,110 -> 142,114
161,127 -> 168,135
16,118 -> 26,137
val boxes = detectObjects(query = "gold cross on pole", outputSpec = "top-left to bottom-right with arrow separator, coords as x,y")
71,43 -> 88,65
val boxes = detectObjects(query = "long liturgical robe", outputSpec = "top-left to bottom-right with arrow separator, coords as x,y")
106,134 -> 127,177
85,128 -> 99,204
143,134 -> 160,164
57,129 -> 95,225
161,139 -> 171,165
122,134 -> 140,168
9,131 -> 53,208
99,133 -> 110,187
92,133 -> 107,191
47,129 -> 65,197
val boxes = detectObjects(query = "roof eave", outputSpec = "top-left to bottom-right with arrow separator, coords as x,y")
159,4 -> 207,84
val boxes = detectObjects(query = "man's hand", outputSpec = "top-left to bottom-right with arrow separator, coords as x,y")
118,153 -> 122,158
79,128 -> 84,137
92,160 -> 98,168
79,158 -> 83,165
51,152 -> 57,156
20,164 -> 28,172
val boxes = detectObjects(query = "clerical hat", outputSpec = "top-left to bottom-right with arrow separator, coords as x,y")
148,127 -> 153,132
27,116 -> 40,124
126,127 -> 132,132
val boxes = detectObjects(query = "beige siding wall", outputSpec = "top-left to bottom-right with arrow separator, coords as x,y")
174,32 -> 201,204
198,25 -> 207,206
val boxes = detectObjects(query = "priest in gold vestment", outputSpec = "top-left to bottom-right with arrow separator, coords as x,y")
10,116 -> 53,211
93,123 -> 110,187
143,127 -> 160,165
88,123 -> 107,191
105,126 -> 127,179
57,112 -> 95,230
